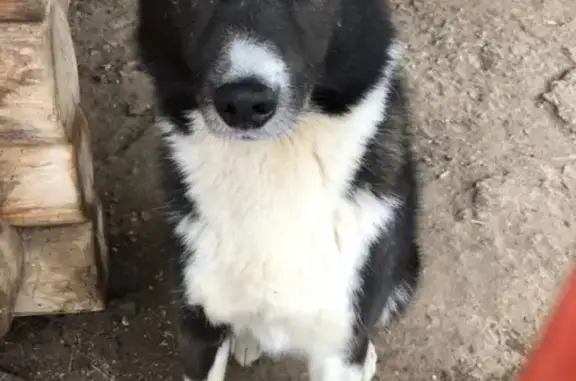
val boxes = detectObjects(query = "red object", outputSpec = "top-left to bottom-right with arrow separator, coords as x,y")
516,267 -> 576,381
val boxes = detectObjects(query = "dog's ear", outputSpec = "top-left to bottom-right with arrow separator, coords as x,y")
312,0 -> 396,114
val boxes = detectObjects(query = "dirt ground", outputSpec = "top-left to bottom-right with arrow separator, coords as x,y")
1,0 -> 575,380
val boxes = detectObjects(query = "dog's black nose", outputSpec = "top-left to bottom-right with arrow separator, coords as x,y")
214,80 -> 278,129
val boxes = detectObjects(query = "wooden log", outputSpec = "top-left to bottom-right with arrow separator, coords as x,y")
57,0 -> 70,12
13,198 -> 108,316
0,143 -> 84,226
0,220 -> 25,338
71,107 -> 94,209
0,0 -> 79,144
0,105 -> 93,227
0,0 -> 49,22
50,0 -> 78,133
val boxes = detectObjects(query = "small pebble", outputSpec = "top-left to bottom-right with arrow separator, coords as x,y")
140,210 -> 152,222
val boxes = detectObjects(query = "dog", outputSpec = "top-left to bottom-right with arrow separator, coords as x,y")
136,0 -> 421,380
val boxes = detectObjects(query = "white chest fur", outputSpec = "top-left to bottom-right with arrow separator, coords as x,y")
162,60 -> 400,358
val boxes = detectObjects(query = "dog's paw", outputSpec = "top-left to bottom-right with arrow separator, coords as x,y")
362,341 -> 378,381
232,333 -> 262,367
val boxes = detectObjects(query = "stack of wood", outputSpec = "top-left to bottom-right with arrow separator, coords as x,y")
0,0 -> 107,338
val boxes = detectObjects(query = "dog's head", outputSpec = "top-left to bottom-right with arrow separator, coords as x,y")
138,0 -> 393,140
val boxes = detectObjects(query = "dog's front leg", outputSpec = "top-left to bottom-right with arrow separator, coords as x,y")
308,338 -> 378,381
232,331 -> 262,367
178,305 -> 231,381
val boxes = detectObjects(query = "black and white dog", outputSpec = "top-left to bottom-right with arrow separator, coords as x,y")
136,0 -> 421,380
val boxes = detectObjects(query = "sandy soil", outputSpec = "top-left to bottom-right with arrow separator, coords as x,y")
1,0 -> 575,380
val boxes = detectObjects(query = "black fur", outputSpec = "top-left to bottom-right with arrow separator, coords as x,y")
137,0 -> 421,378
177,306 -> 229,380
353,74 -> 421,325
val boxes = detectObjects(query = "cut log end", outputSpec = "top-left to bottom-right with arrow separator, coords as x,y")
13,199 -> 108,316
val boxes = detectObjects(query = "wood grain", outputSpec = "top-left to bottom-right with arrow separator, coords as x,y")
0,0 -> 48,22
50,0 -> 79,136
13,198 -> 107,315
0,220 -> 25,337
0,0 -> 79,144
0,143 -> 86,226
72,108 -> 95,210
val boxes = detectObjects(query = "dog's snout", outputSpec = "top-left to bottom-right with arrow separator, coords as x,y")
214,80 -> 278,129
